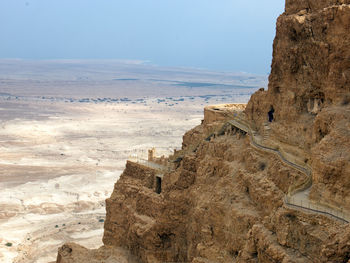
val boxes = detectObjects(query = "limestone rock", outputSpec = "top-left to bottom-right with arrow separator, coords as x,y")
56,243 -> 138,263
245,0 -> 350,216
56,0 -> 350,262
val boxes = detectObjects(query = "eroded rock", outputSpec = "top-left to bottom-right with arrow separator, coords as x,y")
57,1 -> 350,262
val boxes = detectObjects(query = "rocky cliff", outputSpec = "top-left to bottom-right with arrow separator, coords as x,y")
57,0 -> 350,262
245,0 -> 350,213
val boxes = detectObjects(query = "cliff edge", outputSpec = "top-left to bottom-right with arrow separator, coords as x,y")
245,0 -> 350,212
57,0 -> 350,262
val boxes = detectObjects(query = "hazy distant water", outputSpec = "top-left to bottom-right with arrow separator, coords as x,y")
0,59 -> 267,100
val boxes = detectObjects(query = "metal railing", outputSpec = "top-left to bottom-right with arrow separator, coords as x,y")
284,196 -> 349,223
225,117 -> 349,223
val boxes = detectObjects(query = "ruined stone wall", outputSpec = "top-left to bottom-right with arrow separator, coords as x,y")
203,104 -> 246,125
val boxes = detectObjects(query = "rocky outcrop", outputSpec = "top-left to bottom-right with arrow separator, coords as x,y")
203,104 -> 246,125
56,243 -> 138,263
57,1 -> 350,262
99,130 -> 311,262
246,0 -> 350,148
245,0 -> 350,218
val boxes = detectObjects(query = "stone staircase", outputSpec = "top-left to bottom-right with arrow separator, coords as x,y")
262,122 -> 271,142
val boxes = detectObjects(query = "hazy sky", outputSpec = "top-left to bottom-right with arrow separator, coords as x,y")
0,0 -> 284,74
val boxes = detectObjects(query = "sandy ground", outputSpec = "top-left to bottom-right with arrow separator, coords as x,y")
0,60 -> 261,262
0,99 -> 207,263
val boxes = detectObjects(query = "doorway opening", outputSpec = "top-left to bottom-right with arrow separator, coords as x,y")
155,176 -> 162,194
268,106 -> 275,122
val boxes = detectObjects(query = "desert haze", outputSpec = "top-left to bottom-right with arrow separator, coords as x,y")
0,59 -> 264,262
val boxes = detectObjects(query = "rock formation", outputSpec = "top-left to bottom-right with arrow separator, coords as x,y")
245,0 -> 350,213
57,0 -> 350,262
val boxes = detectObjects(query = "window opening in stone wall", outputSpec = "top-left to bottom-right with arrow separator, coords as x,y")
156,176 -> 162,194
268,106 -> 275,122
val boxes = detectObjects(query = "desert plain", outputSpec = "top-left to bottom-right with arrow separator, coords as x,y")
0,60 -> 264,262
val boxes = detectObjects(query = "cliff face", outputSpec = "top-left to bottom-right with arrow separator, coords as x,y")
246,0 -> 350,144
57,1 -> 350,262
96,110 -> 343,262
245,0 -> 350,213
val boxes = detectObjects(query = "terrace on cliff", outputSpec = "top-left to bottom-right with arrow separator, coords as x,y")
131,104 -> 349,223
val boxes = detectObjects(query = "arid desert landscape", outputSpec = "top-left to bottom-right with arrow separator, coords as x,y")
0,59 -> 264,262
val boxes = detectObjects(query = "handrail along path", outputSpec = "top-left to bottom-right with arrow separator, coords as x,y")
225,117 -> 349,223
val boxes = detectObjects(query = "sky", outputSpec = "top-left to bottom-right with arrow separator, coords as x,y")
0,0 -> 284,74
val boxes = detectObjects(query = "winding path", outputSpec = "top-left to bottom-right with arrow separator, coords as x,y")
226,118 -> 349,223
130,117 -> 349,223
